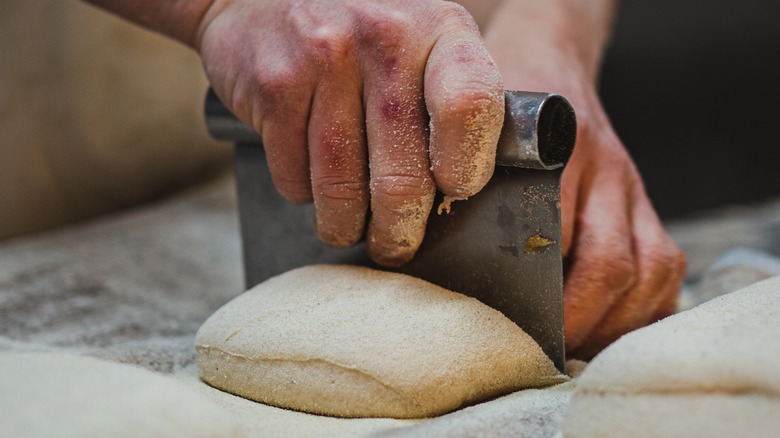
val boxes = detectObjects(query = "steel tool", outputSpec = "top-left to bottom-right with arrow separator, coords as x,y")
205,89 -> 576,372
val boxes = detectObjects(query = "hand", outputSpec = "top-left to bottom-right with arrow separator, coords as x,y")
558,89 -> 687,359
195,0 -> 505,266
482,0 -> 686,359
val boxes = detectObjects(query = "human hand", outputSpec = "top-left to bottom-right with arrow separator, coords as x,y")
195,0 -> 505,266
482,0 -> 686,359
556,89 -> 687,359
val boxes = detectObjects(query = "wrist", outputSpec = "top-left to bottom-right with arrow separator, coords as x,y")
84,0 -> 217,47
482,0 -> 617,124
193,0 -> 235,50
483,0 -> 616,85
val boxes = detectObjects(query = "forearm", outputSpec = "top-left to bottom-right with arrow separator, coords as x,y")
83,0 -> 215,47
483,0 -> 616,96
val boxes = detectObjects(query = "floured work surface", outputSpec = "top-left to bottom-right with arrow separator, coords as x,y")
2,176 -> 780,436
0,177 -> 575,437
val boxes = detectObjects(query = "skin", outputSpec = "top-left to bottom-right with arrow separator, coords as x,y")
198,0 -> 505,267
84,0 -> 686,358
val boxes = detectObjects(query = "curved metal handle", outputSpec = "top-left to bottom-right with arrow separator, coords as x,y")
205,89 -> 576,170
497,91 -> 576,170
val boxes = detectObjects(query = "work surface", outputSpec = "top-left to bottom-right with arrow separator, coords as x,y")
2,175 -> 780,437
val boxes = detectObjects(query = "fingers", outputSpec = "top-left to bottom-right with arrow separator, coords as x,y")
424,5 -> 504,197
568,180 -> 687,360
624,188 -> 685,325
563,162 -> 636,353
361,32 -> 435,266
208,57 -> 315,204
308,58 -> 369,247
614,187 -> 685,330
252,66 -> 315,204
210,1 -> 505,265
357,3 -> 503,266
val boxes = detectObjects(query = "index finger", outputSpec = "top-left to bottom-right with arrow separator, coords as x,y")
424,7 -> 504,198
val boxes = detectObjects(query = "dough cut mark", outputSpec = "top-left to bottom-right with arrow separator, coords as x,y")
197,345 -> 409,400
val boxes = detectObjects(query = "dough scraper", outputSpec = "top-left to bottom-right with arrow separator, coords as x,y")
205,89 -> 576,372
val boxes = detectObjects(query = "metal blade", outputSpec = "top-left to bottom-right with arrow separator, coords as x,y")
400,168 -> 566,372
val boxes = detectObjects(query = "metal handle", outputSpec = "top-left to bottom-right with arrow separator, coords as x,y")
496,91 -> 576,170
205,89 -> 576,170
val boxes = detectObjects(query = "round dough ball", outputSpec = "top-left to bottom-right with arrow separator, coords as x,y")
0,352 -> 245,438
195,265 -> 566,419
563,275 -> 780,437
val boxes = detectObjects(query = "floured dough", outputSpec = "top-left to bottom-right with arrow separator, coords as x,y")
0,352 -> 245,438
195,265 -> 566,419
563,275 -> 780,437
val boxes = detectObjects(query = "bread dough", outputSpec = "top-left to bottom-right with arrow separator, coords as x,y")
563,275 -> 780,437
195,265 -> 566,419
0,352 -> 245,438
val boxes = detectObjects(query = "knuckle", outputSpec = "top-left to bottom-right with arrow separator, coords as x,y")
303,26 -> 353,65
376,90 -> 424,122
643,242 -> 687,281
644,250 -> 674,277
253,66 -> 303,109
433,2 -> 476,28
583,252 -> 637,294
356,5 -> 414,49
435,86 -> 503,119
370,173 -> 433,204
313,177 -> 366,203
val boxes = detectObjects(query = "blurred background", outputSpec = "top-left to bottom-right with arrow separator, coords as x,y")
599,0 -> 780,219
2,0 -> 779,241
0,0 -> 230,241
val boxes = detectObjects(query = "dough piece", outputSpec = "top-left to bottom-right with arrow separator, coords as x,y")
195,265 -> 566,419
0,352 -> 245,438
563,275 -> 780,437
